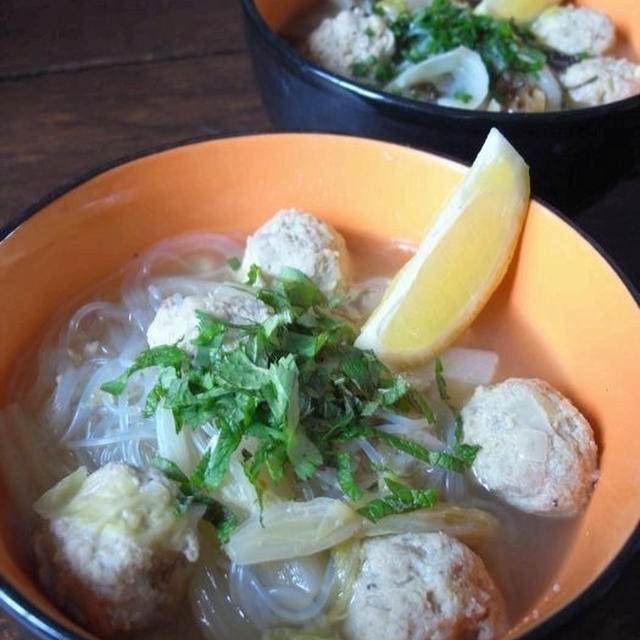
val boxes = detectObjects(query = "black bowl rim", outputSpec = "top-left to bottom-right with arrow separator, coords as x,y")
240,0 -> 640,122
0,131 -> 638,640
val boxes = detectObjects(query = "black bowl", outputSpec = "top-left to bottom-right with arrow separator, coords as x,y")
241,0 -> 640,214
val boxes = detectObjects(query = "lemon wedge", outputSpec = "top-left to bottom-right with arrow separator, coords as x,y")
474,0 -> 561,23
355,129 -> 530,367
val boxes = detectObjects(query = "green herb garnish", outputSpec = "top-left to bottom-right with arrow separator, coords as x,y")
453,89 -> 473,104
434,357 -> 476,456
358,477 -> 438,522
373,429 -> 470,472
152,456 -> 238,542
103,267 -> 479,529
227,256 -> 241,271
388,0 -> 546,80
336,450 -> 364,501
351,61 -> 371,77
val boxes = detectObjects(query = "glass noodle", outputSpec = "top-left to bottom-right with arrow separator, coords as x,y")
0,230 -> 574,640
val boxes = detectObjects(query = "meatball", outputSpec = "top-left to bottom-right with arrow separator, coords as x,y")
344,532 -> 505,640
307,8 -> 395,79
531,6 -> 615,56
33,463 -> 200,637
240,209 -> 350,296
462,378 -> 599,516
146,284 -> 270,351
560,56 -> 640,107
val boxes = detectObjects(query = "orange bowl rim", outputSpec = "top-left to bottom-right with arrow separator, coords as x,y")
0,131 -> 638,640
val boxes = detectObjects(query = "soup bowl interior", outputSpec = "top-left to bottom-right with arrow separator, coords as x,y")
253,0 -> 640,87
0,133 -> 639,640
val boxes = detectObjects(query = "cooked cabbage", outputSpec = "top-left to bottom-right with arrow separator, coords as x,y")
225,498 -> 363,565
363,504 -> 499,546
34,463 -> 200,557
387,47 -> 490,109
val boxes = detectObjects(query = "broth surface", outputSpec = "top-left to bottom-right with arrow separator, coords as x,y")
1,229 -> 581,639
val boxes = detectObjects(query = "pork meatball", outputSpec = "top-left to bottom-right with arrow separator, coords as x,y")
344,532 -> 505,640
560,56 -> 640,107
146,284 -> 270,352
531,6 -> 615,57
240,209 -> 350,296
307,8 -> 395,79
462,378 -> 599,516
33,463 -> 200,637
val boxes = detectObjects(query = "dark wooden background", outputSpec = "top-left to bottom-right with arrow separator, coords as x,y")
0,1 -> 638,639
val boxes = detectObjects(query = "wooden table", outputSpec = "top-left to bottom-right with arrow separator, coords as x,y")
1,1 -> 638,639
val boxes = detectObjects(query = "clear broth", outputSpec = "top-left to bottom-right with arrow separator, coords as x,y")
1,229 -> 582,639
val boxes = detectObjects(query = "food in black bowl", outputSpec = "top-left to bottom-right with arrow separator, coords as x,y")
241,0 -> 640,212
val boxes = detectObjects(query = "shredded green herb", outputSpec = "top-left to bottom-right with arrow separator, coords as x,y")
151,456 -> 238,542
373,429 -> 470,472
102,267 -> 480,536
336,451 -> 363,501
227,256 -> 241,271
376,0 -> 546,84
434,357 -> 449,401
351,60 -> 371,78
453,89 -> 473,104
358,477 -> 438,522
434,357 -> 477,458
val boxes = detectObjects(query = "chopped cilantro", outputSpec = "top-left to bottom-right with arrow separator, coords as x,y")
351,61 -> 370,78
453,89 -> 473,104
246,263 -> 260,285
152,456 -> 238,543
453,442 -> 480,467
434,357 -> 449,401
100,345 -> 187,395
358,477 -> 437,522
373,60 -> 395,84
336,450 -> 363,501
201,497 -> 239,543
105,266 -> 481,527
434,358 -> 476,460
373,429 -> 470,472
389,0 -> 546,81
227,256 -> 241,271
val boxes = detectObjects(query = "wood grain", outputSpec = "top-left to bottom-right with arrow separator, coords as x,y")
0,52 -> 270,219
0,0 -> 243,76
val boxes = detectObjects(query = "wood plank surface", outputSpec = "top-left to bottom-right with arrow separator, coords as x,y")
0,1 -> 638,639
0,52 -> 270,219
0,0 -> 244,76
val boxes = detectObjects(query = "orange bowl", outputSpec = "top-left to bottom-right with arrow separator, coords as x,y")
0,133 -> 638,640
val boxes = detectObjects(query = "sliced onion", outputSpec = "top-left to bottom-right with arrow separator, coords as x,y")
387,47 -> 490,110
535,64 -> 563,111
225,498 -> 362,565
405,347 -> 499,408
155,407 -> 200,475
363,504 -> 499,545
215,457 -> 263,519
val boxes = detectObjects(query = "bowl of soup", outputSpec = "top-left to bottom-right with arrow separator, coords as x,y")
0,132 -> 638,640
240,0 -> 640,213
